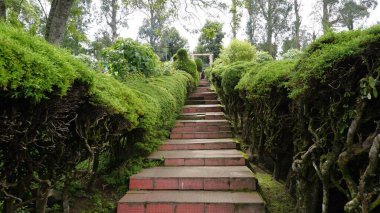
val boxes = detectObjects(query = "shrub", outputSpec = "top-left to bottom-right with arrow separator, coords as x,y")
0,24 -> 194,212
256,51 -> 274,63
173,48 -> 199,86
195,58 -> 204,72
102,38 -> 160,80
281,49 -> 303,60
219,39 -> 256,64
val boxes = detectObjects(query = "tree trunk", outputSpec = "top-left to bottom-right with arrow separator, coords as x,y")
35,188 -> 51,213
0,0 -> 6,20
245,0 -> 255,44
322,0 -> 331,34
45,0 -> 75,45
110,0 -> 118,42
294,0 -> 301,49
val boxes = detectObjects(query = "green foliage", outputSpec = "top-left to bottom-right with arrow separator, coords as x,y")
0,24 -> 194,212
287,26 -> 380,99
256,51 -> 274,63
196,20 -> 225,58
220,39 -> 256,64
237,60 -> 296,98
221,62 -> 256,96
281,49 -> 303,60
158,27 -> 188,61
173,48 -> 199,86
102,38 -> 160,79
0,22 -> 92,103
195,58 -> 204,72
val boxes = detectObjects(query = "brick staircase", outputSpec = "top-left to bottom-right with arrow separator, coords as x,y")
117,79 -> 265,213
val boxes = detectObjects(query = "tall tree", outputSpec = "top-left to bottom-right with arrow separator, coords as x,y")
196,20 -> 225,59
135,0 -> 173,51
63,0 -> 92,54
0,0 -> 6,19
293,0 -> 301,49
256,0 -> 292,57
45,0 -> 76,45
158,27 -> 188,60
101,0 -> 130,42
321,0 -> 340,33
339,0 -> 377,30
230,0 -> 242,38
245,0 -> 259,44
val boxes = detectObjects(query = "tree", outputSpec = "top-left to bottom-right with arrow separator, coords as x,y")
256,0 -> 292,57
245,0 -> 259,44
134,0 -> 173,51
158,27 -> 188,60
196,20 -> 225,59
293,0 -> 301,49
339,0 -> 377,30
45,0 -> 76,45
63,0 -> 92,55
321,0 -> 340,33
231,0 -> 242,38
0,0 -> 6,19
101,0 -> 130,42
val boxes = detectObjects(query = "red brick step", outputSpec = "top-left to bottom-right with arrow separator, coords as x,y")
182,104 -> 223,113
171,125 -> 230,133
129,166 -> 256,191
118,190 -> 265,213
170,131 -> 232,139
190,92 -> 217,99
159,138 -> 237,151
179,112 -> 226,120
148,150 -> 245,166
175,120 -> 229,127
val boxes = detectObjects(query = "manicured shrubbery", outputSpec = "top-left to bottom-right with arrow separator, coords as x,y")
195,58 -> 203,72
173,48 -> 199,86
0,24 -> 194,212
219,39 -> 256,64
102,38 -> 160,80
208,26 -> 380,213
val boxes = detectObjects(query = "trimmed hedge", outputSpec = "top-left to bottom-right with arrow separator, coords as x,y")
0,24 -> 193,212
173,48 -> 199,86
208,26 -> 380,213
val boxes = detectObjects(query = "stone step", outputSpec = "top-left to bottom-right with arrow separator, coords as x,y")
179,112 -> 226,120
182,105 -> 223,113
185,99 -> 220,105
190,92 -> 217,99
159,138 -> 237,151
118,190 -> 265,213
170,131 -> 232,139
129,166 -> 256,191
171,125 -> 230,133
175,120 -> 229,127
148,150 -> 245,166
195,87 -> 213,93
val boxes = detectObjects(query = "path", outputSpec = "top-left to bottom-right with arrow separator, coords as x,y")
117,79 -> 265,213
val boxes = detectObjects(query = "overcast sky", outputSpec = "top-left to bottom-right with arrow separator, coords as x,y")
91,0 -> 380,51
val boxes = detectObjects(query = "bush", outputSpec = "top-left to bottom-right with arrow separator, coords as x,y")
102,38 -> 160,80
0,24 -> 194,212
256,51 -> 274,63
195,58 -> 204,72
208,25 -> 380,212
281,49 -> 303,60
219,39 -> 256,64
173,48 -> 199,86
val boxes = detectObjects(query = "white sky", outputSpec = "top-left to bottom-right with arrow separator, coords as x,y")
91,0 -> 380,51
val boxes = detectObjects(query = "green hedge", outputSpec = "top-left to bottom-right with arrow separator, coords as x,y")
208,25 -> 380,213
0,24 -> 193,212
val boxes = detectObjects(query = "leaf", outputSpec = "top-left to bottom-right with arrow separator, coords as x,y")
373,87 -> 378,98
369,76 -> 376,88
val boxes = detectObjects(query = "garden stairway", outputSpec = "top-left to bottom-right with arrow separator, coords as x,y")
117,79 -> 265,213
